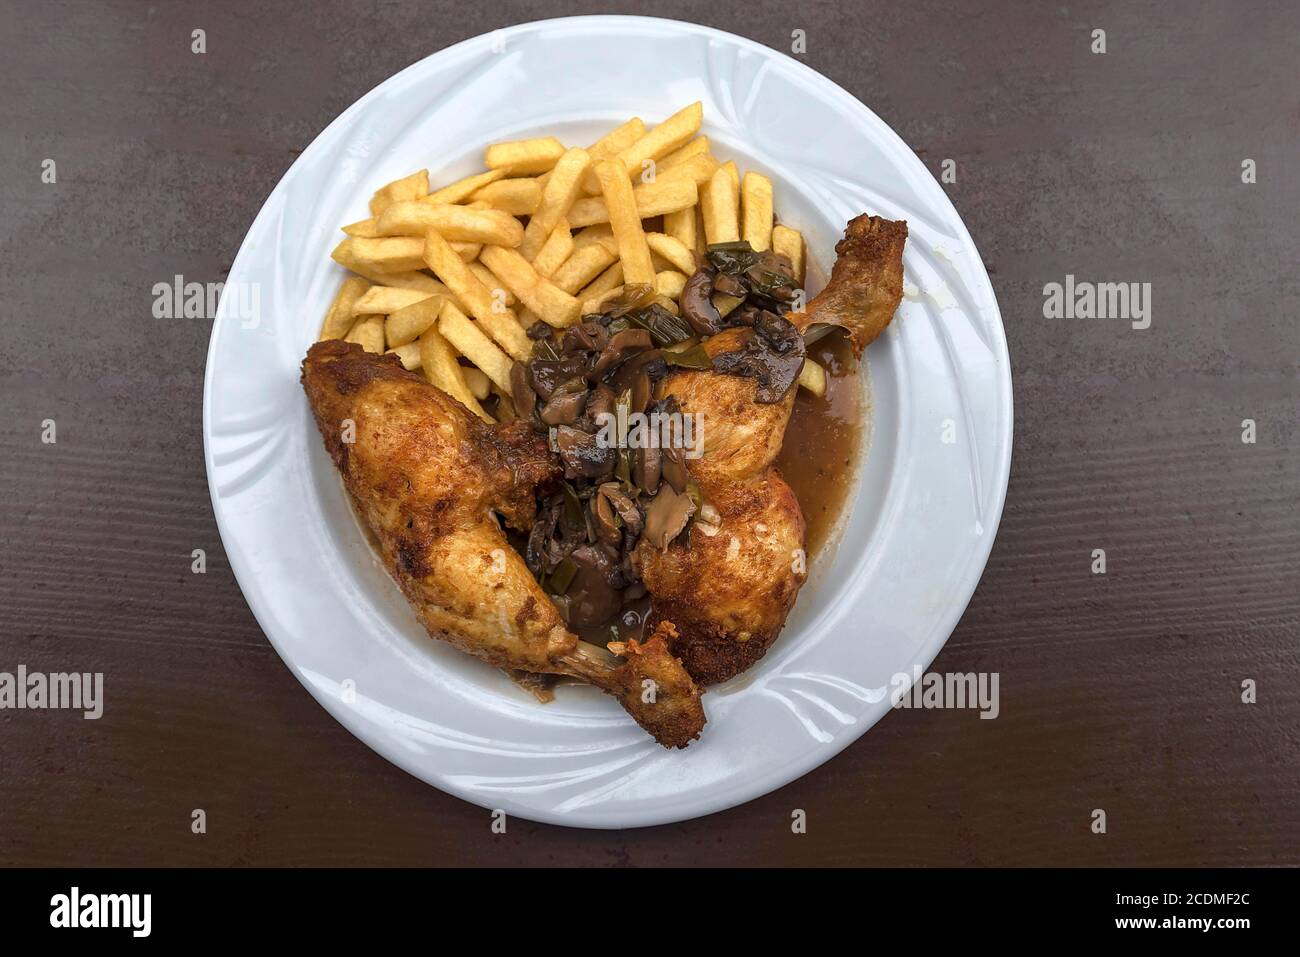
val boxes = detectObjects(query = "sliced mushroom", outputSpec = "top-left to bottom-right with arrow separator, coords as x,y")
599,482 -> 643,538
554,425 -> 616,479
643,485 -> 696,551
510,362 -> 536,420
539,388 -> 587,426
710,311 -> 806,403
712,271 -> 747,298
633,444 -> 661,496
661,444 -> 689,494
681,268 -> 723,336
590,328 -> 653,381
591,490 -> 622,547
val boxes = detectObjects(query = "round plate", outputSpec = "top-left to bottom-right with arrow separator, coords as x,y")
204,15 -> 1012,828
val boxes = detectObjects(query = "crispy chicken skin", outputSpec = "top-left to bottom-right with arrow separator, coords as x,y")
639,213 -> 907,685
301,339 -> 705,747
790,214 -> 908,358
638,329 -> 806,684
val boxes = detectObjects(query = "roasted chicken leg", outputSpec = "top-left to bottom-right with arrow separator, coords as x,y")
301,339 -> 705,747
638,214 -> 908,684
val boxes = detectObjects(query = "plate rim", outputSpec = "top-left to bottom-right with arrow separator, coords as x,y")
203,13 -> 1014,829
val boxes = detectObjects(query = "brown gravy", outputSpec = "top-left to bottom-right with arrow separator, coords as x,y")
774,330 -> 864,558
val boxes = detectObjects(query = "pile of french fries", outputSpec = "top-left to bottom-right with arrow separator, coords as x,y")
318,102 -> 823,422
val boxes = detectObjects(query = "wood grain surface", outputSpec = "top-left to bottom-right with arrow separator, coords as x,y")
1,0 -> 1296,866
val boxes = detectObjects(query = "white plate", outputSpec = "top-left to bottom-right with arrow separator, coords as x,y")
204,15 -> 1011,828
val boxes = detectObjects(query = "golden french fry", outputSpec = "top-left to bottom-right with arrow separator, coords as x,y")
576,261 -> 623,305
701,166 -> 739,245
418,327 -> 489,420
385,295 -> 445,347
655,270 -> 688,300
331,236 -> 427,273
423,168 -> 507,206
656,152 -> 719,189
351,285 -> 436,317
375,201 -> 524,246
531,220 -> 574,278
661,136 -> 712,170
438,301 -> 514,394
422,229 -> 532,360
468,262 -> 516,305
586,117 -> 646,163
461,365 -> 491,400
551,242 -> 617,294
645,233 -> 697,275
663,206 -> 696,252
693,205 -> 707,256
568,172 -> 697,229
319,276 -> 370,340
385,341 -> 422,370
571,224 -> 618,254
479,245 -> 582,328
722,160 -> 740,192
798,356 -> 826,396
344,314 -> 385,353
485,136 -> 566,175
595,159 -> 655,287
771,225 -> 805,285
469,178 -> 542,216
581,101 -> 702,193
520,148 -> 590,260
450,241 -> 481,262
741,172 -> 774,251
369,169 -> 428,217
341,218 -> 382,238
339,268 -> 444,294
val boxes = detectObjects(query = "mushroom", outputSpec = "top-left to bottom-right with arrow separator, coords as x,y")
642,485 -> 696,551
510,362 -> 536,420
589,328 -> 653,381
661,444 -> 688,494
710,311 -> 807,403
554,425 -> 616,479
539,388 -> 587,426
633,444 -> 661,496
680,268 -> 723,336
599,482 -> 643,538
565,544 -> 624,628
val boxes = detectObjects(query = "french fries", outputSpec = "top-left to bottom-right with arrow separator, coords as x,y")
469,178 -> 542,216
318,276 -> 369,339
566,174 -> 697,228
375,201 -> 524,246
331,236 -> 427,274
422,229 -> 532,360
771,225 -> 805,285
485,136 -> 566,175
351,285 -> 436,316
741,172 -> 774,251
479,245 -> 582,328
437,301 -> 514,394
385,295 -> 444,347
520,147 -> 590,260
369,169 -> 428,217
319,106 -> 824,419
344,314 -> 385,353
418,326 -> 488,420
594,159 -> 655,288
701,166 -> 740,245
580,101 -> 702,193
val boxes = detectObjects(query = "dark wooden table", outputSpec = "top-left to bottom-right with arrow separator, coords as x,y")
2,0 -> 1296,866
